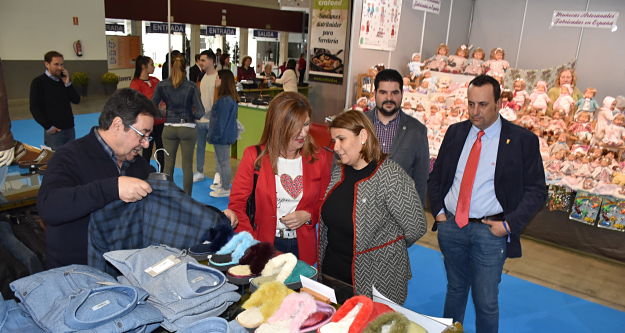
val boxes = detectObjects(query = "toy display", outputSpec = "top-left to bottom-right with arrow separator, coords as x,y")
547,184 -> 574,212
597,197 -> 625,231
569,191 -> 602,225
445,45 -> 469,73
575,87 -> 600,114
464,48 -> 486,75
424,44 -> 449,72
483,47 -> 509,78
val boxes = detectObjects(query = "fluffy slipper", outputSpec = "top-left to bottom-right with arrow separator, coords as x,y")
235,281 -> 292,328
320,295 -> 392,333
238,242 -> 274,275
256,292 -> 317,333
209,231 -> 258,266
299,301 -> 336,332
362,312 -> 427,333
260,253 -> 297,283
189,222 -> 235,257
284,260 -> 317,285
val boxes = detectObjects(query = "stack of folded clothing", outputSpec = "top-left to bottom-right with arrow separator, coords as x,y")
104,245 -> 241,332
8,265 -> 163,332
0,292 -> 42,332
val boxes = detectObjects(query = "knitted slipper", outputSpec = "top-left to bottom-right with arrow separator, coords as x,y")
255,292 -> 317,333
362,312 -> 427,333
209,231 -> 258,268
235,281 -> 293,329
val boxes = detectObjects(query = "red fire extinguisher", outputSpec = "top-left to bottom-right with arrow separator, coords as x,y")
73,40 -> 83,57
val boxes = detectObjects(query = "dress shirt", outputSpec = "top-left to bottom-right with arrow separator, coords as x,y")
373,110 -> 400,154
444,116 -> 504,218
45,70 -> 71,87
93,128 -> 131,175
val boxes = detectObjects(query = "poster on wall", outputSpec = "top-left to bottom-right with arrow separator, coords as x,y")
412,0 -> 440,15
551,11 -> 619,31
309,0 -> 349,84
106,36 -> 141,69
358,0 -> 402,51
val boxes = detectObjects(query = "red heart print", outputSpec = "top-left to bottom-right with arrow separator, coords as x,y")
280,174 -> 303,199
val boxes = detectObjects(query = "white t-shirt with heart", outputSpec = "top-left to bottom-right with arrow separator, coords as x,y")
275,156 -> 303,229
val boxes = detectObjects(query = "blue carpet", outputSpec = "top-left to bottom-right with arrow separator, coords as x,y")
11,113 -> 625,332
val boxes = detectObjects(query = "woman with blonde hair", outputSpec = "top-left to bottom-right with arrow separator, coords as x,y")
548,67 -> 582,116
228,92 -> 332,264
152,54 -> 204,195
319,110 -> 427,304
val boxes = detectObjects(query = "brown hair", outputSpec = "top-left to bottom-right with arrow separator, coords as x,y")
490,47 -> 505,60
216,69 -> 239,102
257,92 -> 317,173
555,68 -> 577,88
44,51 -> 63,63
436,44 -> 449,56
329,110 -> 385,165
472,48 -> 485,60
241,55 -> 252,68
170,54 -> 186,88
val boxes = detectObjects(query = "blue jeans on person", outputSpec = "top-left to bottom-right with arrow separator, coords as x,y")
437,212 -> 507,333
274,238 -> 299,258
195,122 -> 210,173
0,221 -> 43,274
44,127 -> 75,150
213,144 -> 231,189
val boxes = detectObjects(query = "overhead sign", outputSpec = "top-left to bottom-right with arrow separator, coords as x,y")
105,23 -> 125,33
253,29 -> 279,39
412,0 -> 440,15
146,22 -> 186,34
309,0 -> 348,85
201,26 -> 237,36
551,11 -> 619,31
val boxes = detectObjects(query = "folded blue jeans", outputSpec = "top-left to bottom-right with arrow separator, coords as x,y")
9,264 -> 163,332
178,317 -> 248,333
0,296 -> 43,332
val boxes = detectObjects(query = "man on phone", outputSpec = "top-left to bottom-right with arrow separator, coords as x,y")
29,51 -> 80,150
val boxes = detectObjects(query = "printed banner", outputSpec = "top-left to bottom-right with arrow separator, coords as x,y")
412,0 -> 440,15
201,26 -> 237,36
551,11 -> 619,30
105,23 -> 125,33
253,29 -> 279,39
358,0 -> 402,51
146,22 -> 185,34
309,0 -> 348,85
106,36 -> 141,69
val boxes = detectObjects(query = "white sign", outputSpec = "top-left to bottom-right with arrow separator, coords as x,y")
359,0 -> 402,51
551,11 -> 619,31
412,0 -> 441,15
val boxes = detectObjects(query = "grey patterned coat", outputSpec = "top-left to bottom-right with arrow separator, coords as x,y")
319,158 -> 427,304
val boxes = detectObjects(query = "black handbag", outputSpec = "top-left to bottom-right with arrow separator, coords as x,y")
246,145 -> 261,230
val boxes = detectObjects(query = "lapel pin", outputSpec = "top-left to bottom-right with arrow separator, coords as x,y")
403,126 -> 406,130
506,139 -> 511,144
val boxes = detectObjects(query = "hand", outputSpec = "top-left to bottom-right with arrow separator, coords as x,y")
118,176 -> 152,203
280,210 -> 311,230
482,219 -> 508,237
222,209 -> 238,228
45,126 -> 61,134
0,148 -> 14,167
61,69 -> 70,85
435,213 -> 447,222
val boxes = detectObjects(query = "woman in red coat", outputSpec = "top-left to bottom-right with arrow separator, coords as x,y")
228,92 -> 332,265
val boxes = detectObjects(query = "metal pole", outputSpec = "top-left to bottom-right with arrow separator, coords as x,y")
467,0 -> 475,44
419,12 -> 427,54
168,0 -> 171,76
445,0 -> 454,45
515,0 -> 529,68
575,0 -> 591,61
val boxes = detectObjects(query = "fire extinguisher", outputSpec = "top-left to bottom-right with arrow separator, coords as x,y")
73,40 -> 83,57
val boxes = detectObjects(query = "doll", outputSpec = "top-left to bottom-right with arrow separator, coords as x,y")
548,132 -> 570,156
545,149 -> 567,179
352,97 -> 369,112
407,52 -> 424,80
425,104 -> 445,131
598,113 -> 625,147
416,80 -> 430,95
568,111 -> 593,143
445,106 -> 463,126
578,155 -> 594,176
595,96 -> 617,134
512,79 -> 530,112
560,152 -> 578,176
518,107 -> 538,130
545,110 -> 567,136
445,45 -> 469,73
463,48 -> 485,75
533,128 -> 549,157
589,147 -> 604,168
412,103 -> 427,123
498,90 -> 517,121
484,47 -> 510,78
424,43 -> 449,72
402,77 -> 416,93
592,157 -> 613,183
552,83 -> 575,115
529,81 -> 551,114
575,87 -> 600,114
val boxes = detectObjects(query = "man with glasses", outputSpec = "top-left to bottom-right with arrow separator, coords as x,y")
37,89 -> 160,268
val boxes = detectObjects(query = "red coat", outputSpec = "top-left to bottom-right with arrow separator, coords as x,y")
130,77 -> 165,125
229,145 -> 332,264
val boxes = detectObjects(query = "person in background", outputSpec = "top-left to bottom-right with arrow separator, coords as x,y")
194,50 -> 219,184
278,61 -> 287,77
189,53 -> 204,84
152,54 -> 204,195
228,92 -> 332,265
217,52 -> 230,71
130,55 -> 165,170
237,56 -> 256,81
29,51 -> 80,150
428,75 -> 547,333
207,70 -> 239,197
547,67 -> 582,116
215,48 -> 222,65
162,50 -> 181,80
259,63 -> 277,88
297,53 -> 306,85
273,59 -> 298,93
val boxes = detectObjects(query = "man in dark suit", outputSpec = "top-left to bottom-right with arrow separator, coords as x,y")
189,53 -> 203,83
365,69 -> 429,205
428,75 -> 546,333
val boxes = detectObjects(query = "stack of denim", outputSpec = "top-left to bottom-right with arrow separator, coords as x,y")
9,265 -> 163,332
0,293 -> 43,332
104,245 -> 241,332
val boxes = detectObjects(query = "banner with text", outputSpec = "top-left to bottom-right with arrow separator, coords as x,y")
201,26 -> 237,36
359,0 -> 402,51
146,22 -> 185,34
309,0 -> 348,84
253,29 -> 279,39
551,11 -> 619,30
412,0 -> 440,15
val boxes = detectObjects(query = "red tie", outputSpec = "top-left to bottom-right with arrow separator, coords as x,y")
455,130 -> 485,228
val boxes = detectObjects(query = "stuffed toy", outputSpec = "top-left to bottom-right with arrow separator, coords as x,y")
612,172 -> 625,186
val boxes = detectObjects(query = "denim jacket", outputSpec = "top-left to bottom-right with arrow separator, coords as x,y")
152,80 -> 204,124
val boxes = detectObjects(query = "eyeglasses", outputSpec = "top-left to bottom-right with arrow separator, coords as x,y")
127,124 -> 153,143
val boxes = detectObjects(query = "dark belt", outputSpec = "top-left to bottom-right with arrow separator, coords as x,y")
468,213 -> 505,224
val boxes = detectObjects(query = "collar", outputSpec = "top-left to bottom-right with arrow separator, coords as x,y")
373,108 -> 401,126
470,115 -> 502,140
45,70 -> 60,82
93,127 -> 135,172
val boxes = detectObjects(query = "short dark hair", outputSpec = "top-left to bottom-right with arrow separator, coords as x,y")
194,54 -> 201,62
44,51 -> 63,63
99,88 -> 159,130
286,59 -> 297,71
216,48 -> 222,53
200,49 -> 216,64
220,53 -> 230,67
469,75 -> 501,102
374,69 -> 403,92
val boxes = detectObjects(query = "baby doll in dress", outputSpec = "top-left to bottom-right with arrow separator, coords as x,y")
518,107 -> 538,130
548,132 -> 570,156
533,128 -> 549,158
578,155 -> 594,176
512,78 -> 530,112
592,157 -> 613,184
463,48 -> 485,75
553,83 -> 576,115
445,45 -> 469,73
416,80 -> 430,95
529,81 -> 551,114
568,111 -> 593,144
412,103 -> 427,123
484,47 -> 510,78
575,87 -> 600,115
598,113 -> 625,147
545,149 -> 567,180
426,104 -> 445,132
545,110 -> 567,136
445,106 -> 463,126
560,152 -> 579,176
407,52 -> 424,80
425,43 -> 449,72
498,90 -> 517,121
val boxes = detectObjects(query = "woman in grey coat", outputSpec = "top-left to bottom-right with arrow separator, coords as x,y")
319,110 -> 427,304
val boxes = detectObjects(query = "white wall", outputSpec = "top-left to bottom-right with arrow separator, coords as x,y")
0,0 -> 107,60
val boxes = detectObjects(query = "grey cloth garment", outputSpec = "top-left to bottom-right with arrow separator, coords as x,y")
104,245 -> 240,332
319,159 -> 427,304
0,221 -> 42,274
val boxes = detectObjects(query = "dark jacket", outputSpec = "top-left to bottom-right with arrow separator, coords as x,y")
37,128 -> 153,268
0,59 -> 15,150
152,80 -> 204,124
428,118 -> 547,258
29,74 -> 80,130
208,96 -> 238,145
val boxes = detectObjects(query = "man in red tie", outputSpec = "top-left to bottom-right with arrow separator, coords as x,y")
428,75 -> 547,333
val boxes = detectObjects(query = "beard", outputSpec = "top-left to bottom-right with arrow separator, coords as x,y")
377,101 -> 401,117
